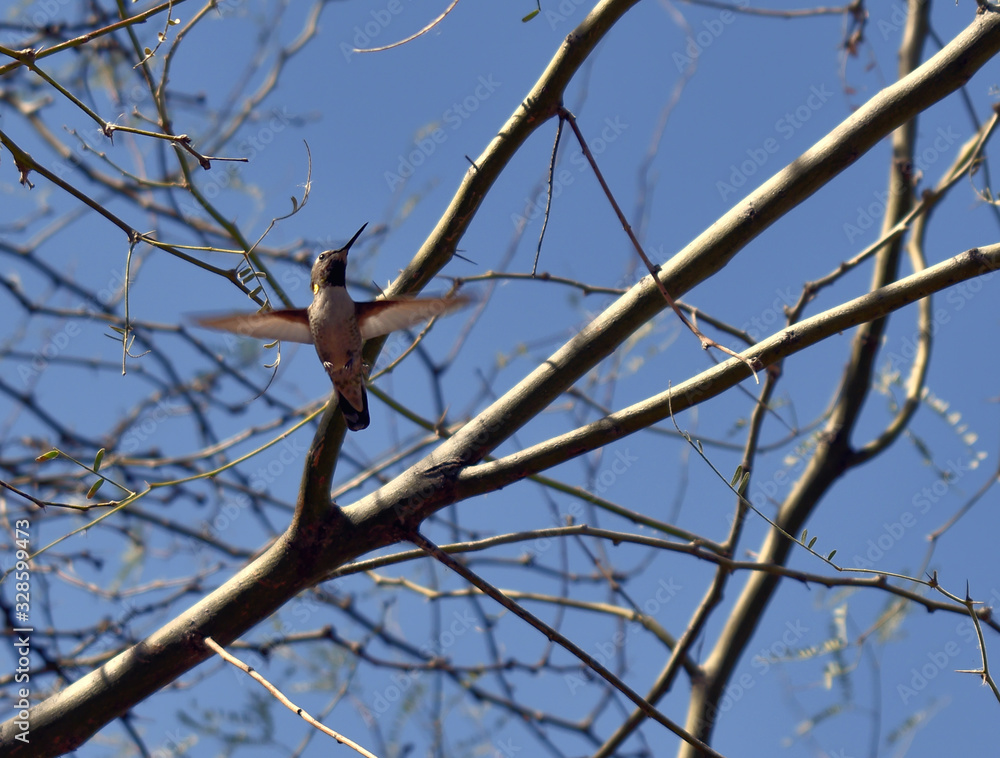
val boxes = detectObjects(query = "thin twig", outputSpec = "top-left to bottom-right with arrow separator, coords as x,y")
532,117 -> 565,275
409,531 -> 728,758
354,0 -> 462,52
558,107 -> 759,382
203,637 -> 380,758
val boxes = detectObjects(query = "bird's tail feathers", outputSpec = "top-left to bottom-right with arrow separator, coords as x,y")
338,387 -> 370,431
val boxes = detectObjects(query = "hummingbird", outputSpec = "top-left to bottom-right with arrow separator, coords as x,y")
196,224 -> 469,431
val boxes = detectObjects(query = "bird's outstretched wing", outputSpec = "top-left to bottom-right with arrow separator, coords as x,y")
193,309 -> 313,343
356,296 -> 470,340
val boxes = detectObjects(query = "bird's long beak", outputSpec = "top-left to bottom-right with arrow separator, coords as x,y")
343,223 -> 368,252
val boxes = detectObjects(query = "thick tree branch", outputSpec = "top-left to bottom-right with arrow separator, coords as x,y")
454,245 -> 1000,496
681,3 -> 939,747
382,5 -> 1000,483
4,5 -> 1000,758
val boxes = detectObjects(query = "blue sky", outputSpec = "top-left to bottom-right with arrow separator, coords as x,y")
2,0 -> 1000,756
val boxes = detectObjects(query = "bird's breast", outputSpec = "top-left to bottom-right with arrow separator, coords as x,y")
308,287 -> 361,371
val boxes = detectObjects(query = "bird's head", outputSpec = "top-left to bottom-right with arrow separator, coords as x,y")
311,223 -> 368,292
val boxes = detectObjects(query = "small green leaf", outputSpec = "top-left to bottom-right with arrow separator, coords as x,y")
36,450 -> 59,462
729,466 -> 743,488
87,478 -> 105,499
738,471 -> 750,496
801,529 -> 808,542
522,9 -> 539,21
826,549 -> 838,561
247,286 -> 263,299
807,536 -> 817,549
94,448 -> 106,472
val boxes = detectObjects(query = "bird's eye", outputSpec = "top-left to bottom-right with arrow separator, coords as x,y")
317,252 -> 327,261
